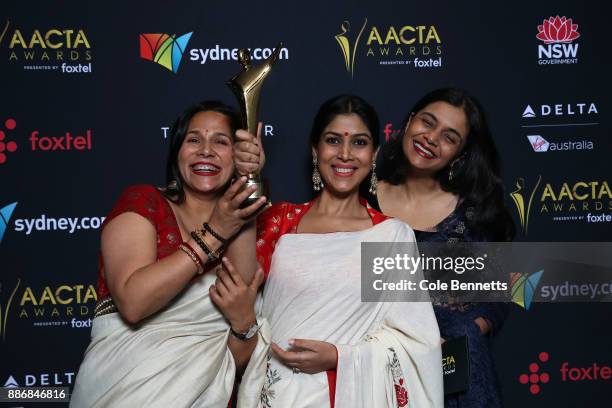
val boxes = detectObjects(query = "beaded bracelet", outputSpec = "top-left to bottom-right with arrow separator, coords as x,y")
203,222 -> 228,245
178,243 -> 204,274
191,230 -> 221,263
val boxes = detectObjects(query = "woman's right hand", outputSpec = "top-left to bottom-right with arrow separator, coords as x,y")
234,122 -> 265,176
209,257 -> 264,331
207,176 -> 267,241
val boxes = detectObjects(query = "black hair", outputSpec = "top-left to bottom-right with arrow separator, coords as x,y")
162,100 -> 241,203
309,95 -> 380,196
378,88 -> 515,241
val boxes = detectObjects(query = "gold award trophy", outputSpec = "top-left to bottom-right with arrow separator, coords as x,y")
227,42 -> 283,207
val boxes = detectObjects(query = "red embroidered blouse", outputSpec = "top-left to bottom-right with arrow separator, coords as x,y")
96,185 -> 183,300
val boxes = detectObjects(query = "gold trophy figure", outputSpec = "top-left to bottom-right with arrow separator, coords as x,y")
227,42 -> 283,207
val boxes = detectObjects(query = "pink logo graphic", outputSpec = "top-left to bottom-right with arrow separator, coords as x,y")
519,352 -> 550,394
537,16 -> 580,44
0,119 -> 18,164
527,135 -> 549,152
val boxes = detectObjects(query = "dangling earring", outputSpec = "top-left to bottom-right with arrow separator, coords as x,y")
369,162 -> 378,195
448,154 -> 465,182
167,179 -> 179,191
312,154 -> 324,191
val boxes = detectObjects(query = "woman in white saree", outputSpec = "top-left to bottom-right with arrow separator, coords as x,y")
234,95 -> 443,407
70,101 -> 270,408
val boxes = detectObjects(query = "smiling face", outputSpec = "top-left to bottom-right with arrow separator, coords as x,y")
314,113 -> 376,196
177,110 -> 234,196
402,101 -> 469,173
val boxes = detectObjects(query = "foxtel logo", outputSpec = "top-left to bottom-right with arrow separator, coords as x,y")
526,135 -> 593,152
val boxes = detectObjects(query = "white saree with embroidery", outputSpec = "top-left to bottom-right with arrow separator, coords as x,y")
70,274 -> 270,408
259,218 -> 443,408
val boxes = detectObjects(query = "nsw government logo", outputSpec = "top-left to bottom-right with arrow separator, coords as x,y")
536,16 -> 580,65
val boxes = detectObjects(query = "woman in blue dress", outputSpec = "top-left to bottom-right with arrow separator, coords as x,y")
367,88 -> 515,407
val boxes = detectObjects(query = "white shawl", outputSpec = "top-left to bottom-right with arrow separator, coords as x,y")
260,218 -> 443,408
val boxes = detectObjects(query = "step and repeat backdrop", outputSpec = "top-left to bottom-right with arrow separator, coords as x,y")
1,0 -> 610,406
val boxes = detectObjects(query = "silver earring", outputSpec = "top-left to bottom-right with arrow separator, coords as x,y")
448,154 -> 465,182
167,180 -> 179,191
312,155 -> 324,191
369,162 -> 378,195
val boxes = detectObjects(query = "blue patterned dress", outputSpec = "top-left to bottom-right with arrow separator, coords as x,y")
415,208 -> 507,408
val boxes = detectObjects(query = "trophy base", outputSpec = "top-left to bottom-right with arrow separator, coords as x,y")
239,176 -> 269,209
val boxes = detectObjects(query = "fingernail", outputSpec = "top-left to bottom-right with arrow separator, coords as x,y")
288,339 -> 295,346
222,257 -> 228,263
241,176 -> 247,181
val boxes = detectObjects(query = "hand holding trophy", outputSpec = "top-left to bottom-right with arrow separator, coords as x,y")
227,42 -> 282,208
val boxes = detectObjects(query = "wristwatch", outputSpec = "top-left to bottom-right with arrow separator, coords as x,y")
230,321 -> 259,341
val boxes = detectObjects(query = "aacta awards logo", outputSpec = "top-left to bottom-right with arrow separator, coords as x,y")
1,20 -> 93,73
0,279 -> 97,341
335,18 -> 443,77
536,16 -> 580,65
510,176 -> 612,234
140,32 -> 193,73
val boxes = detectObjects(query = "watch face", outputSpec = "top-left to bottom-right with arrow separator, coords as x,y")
245,323 -> 259,338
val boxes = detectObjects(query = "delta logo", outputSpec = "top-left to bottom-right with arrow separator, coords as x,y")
334,18 -> 443,77
3,372 -> 75,387
526,135 -> 594,153
139,32 -> 193,73
510,176 -> 612,234
521,103 -> 598,119
510,270 -> 544,310
1,20 -> 93,73
536,16 -> 580,65
0,118 -> 93,166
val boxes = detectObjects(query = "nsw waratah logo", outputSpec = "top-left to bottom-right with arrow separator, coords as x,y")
536,16 -> 580,65
139,32 -> 193,73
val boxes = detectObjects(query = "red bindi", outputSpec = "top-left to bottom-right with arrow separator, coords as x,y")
344,132 -> 349,136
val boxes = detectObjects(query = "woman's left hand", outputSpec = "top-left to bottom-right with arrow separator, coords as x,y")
271,339 -> 337,374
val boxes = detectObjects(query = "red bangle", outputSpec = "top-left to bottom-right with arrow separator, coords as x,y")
182,241 -> 204,266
